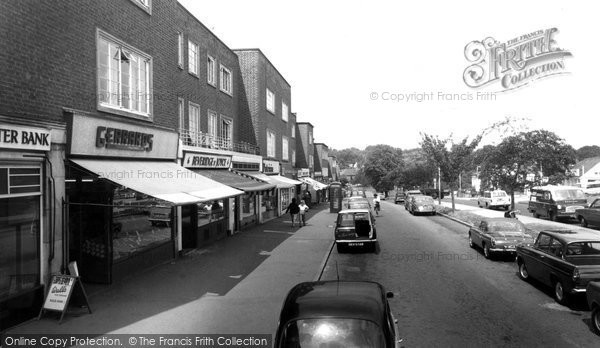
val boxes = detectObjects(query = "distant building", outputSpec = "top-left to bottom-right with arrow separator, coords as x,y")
340,168 -> 359,182
564,157 -> 600,188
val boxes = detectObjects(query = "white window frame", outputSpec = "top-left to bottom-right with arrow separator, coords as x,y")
207,110 -> 218,140
177,32 -> 184,68
267,130 -> 276,158
130,0 -> 152,14
308,132 -> 313,145
282,136 -> 289,161
188,102 -> 200,137
97,29 -> 152,120
178,97 -> 185,131
291,124 -> 295,138
220,64 -> 233,95
266,88 -> 275,114
292,150 -> 296,166
207,55 -> 216,86
281,101 -> 289,122
188,40 -> 198,76
221,115 -> 233,149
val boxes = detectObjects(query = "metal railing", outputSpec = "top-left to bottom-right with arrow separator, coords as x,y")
179,129 -> 260,155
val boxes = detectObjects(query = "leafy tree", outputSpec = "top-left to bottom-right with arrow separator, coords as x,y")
402,163 -> 436,189
576,145 -> 600,161
420,133 -> 482,211
362,145 -> 404,192
330,148 -> 365,169
478,130 -> 576,209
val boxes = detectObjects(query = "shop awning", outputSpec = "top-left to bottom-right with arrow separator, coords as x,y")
298,176 -> 329,190
198,169 -> 276,192
70,159 -> 243,205
243,172 -> 300,189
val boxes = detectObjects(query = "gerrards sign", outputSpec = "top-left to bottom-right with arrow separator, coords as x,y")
96,126 -> 153,152
463,28 -> 572,91
0,124 -> 51,151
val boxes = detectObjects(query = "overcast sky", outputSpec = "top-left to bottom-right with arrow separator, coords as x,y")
178,0 -> 598,151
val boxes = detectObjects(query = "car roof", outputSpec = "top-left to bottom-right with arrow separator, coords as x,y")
406,190 -> 422,194
338,208 -> 371,214
479,217 -> 525,226
279,281 -> 387,326
539,230 -> 600,243
532,185 -> 583,192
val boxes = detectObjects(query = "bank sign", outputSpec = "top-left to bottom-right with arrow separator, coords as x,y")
463,28 -> 572,91
0,124 -> 51,151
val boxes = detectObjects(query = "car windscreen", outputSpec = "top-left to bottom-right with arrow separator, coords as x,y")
553,189 -> 586,200
488,221 -> 526,234
414,197 -> 434,204
348,203 -> 370,210
566,242 -> 600,256
492,191 -> 507,197
337,213 -> 369,227
282,318 -> 384,348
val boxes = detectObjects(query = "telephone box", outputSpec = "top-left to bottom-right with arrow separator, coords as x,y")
329,181 -> 343,213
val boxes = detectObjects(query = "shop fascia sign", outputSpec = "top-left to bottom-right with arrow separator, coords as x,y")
263,160 -> 280,174
183,152 -> 231,169
68,113 -> 178,159
0,123 -> 51,151
297,168 -> 310,177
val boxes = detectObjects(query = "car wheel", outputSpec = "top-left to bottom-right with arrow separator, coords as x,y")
591,306 -> 600,335
517,261 -> 529,280
336,243 -> 346,253
553,280 -> 569,305
580,217 -> 589,228
468,234 -> 474,248
483,243 -> 491,259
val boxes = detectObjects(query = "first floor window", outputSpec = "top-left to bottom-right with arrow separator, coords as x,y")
220,65 -> 232,95
282,136 -> 289,161
266,88 -> 275,113
291,124 -> 295,138
177,32 -> 184,68
267,130 -> 276,158
188,103 -> 200,145
282,101 -> 289,122
207,55 -> 216,86
98,30 -> 152,117
207,110 -> 218,145
221,116 -> 232,149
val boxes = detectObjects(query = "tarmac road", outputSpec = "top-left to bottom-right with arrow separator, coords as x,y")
320,200 -> 600,347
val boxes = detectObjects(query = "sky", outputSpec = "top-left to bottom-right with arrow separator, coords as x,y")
178,0 -> 598,151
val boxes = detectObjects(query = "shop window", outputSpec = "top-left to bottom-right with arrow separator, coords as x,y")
0,195 -> 40,299
112,188 -> 172,261
197,200 -> 225,227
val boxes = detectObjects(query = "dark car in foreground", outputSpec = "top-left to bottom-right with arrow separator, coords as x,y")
468,218 -> 534,259
516,230 -> 600,305
587,281 -> 600,334
274,280 -> 402,348
334,209 -> 377,252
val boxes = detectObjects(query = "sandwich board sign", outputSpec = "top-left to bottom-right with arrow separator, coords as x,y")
38,274 -> 91,323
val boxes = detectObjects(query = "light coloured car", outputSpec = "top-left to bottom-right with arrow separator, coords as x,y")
407,195 -> 436,215
468,217 -> 534,259
404,189 -> 424,210
584,183 -> 600,196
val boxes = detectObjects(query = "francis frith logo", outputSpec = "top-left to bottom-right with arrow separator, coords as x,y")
463,28 -> 572,91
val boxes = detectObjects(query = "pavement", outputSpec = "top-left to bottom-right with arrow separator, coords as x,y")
4,203 -> 336,336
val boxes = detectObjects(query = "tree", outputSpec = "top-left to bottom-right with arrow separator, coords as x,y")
420,133 -> 482,211
576,145 -> 600,161
330,148 -> 365,169
478,130 -> 576,209
362,145 -> 404,192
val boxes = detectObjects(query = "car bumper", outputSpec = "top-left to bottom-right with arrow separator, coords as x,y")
336,239 -> 377,244
490,247 -> 517,253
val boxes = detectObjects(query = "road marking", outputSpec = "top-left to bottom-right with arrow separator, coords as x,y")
263,230 -> 294,235
259,250 -> 272,256
201,292 -> 220,298
229,274 -> 242,279
540,302 -> 583,314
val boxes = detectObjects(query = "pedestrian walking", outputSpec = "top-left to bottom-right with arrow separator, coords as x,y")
298,200 -> 309,226
285,198 -> 300,227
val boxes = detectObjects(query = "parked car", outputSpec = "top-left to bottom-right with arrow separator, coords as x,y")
334,209 -> 377,252
584,183 -> 600,196
404,189 -> 424,210
516,230 -> 600,304
407,195 -> 436,216
394,190 -> 406,204
477,190 -> 511,210
576,198 -> 600,228
528,185 -> 588,221
468,217 -> 534,259
587,281 -> 600,335
274,280 -> 402,348
421,187 -> 444,199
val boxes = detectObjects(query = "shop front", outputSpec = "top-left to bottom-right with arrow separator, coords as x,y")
299,176 -> 329,205
0,122 -> 52,330
65,112 -> 242,283
244,171 -> 302,219
182,152 -> 275,232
